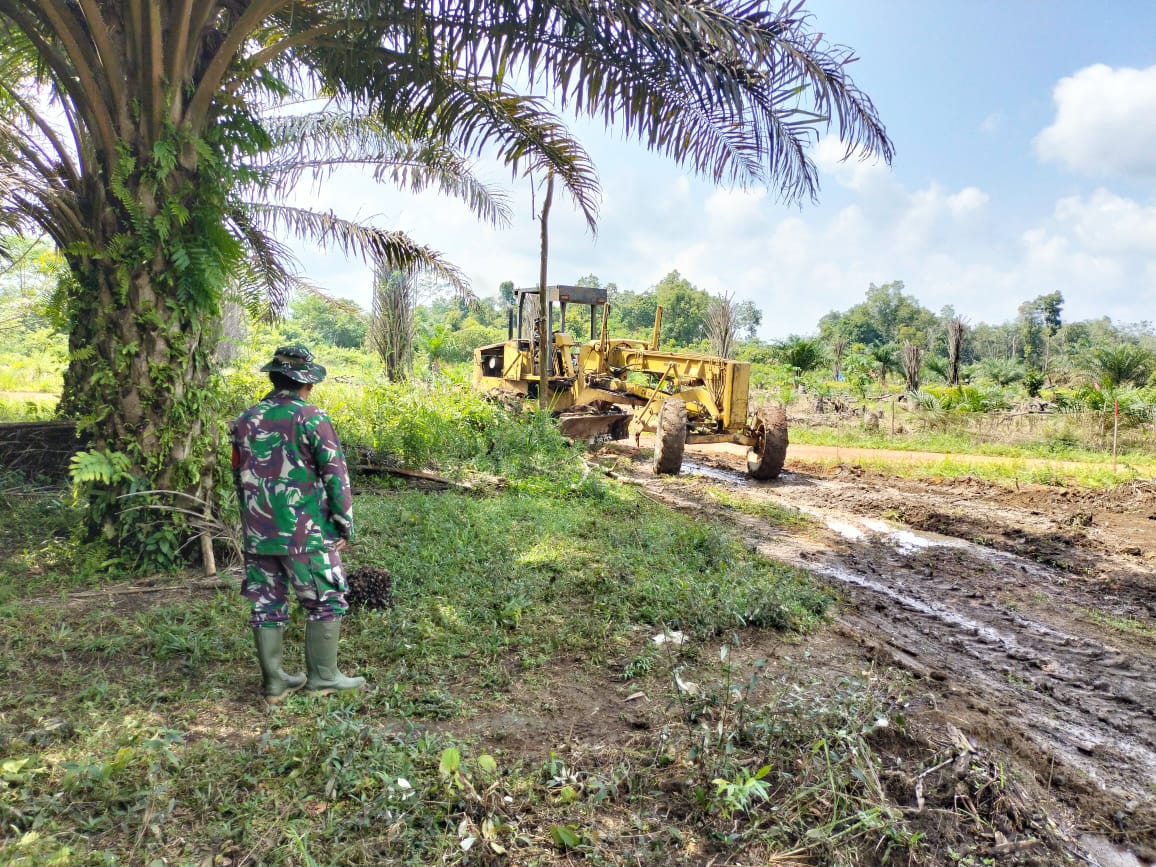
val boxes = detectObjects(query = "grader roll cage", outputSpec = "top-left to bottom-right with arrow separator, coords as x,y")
472,284 -> 787,479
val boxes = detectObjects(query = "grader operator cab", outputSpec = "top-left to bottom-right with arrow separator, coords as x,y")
472,284 -> 787,479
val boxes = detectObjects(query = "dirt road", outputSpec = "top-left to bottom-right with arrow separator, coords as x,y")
602,442 -> 1156,866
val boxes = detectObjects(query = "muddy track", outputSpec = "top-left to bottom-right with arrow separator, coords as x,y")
601,446 -> 1156,864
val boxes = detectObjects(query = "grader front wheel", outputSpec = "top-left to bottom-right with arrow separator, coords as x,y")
652,399 -> 687,475
747,405 -> 788,480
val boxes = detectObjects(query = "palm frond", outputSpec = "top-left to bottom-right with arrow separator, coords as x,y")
224,206 -> 311,322
255,111 -> 513,227
277,0 -> 892,201
245,202 -> 469,295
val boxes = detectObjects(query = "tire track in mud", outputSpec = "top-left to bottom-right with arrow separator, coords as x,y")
615,458 -> 1156,861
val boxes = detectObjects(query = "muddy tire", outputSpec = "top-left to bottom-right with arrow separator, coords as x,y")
652,399 -> 687,475
747,405 -> 788,480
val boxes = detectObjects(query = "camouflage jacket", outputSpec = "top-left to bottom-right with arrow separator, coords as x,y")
231,390 -> 353,555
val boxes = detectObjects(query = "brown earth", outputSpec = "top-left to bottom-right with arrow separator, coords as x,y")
585,440 -> 1154,866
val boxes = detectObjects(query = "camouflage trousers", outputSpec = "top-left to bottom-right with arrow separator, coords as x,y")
241,549 -> 349,626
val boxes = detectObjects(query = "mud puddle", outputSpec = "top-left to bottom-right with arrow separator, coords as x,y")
609,445 -> 1156,864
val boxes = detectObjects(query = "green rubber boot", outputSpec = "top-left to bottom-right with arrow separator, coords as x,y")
253,625 -> 306,706
304,619 -> 366,695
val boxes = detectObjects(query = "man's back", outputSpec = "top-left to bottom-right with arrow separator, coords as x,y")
232,390 -> 352,555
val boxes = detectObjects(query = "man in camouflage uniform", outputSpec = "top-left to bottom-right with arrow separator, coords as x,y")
232,345 -> 366,704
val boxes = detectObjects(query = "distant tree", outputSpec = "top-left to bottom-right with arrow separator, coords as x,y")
654,271 -> 710,347
967,322 -> 1016,363
499,280 -> 516,307
829,334 -> 849,381
289,293 -> 368,349
608,289 -> 659,337
1017,291 -> 1064,372
735,299 -> 763,340
819,280 -> 937,348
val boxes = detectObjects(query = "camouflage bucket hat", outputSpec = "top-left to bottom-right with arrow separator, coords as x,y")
260,345 -> 328,384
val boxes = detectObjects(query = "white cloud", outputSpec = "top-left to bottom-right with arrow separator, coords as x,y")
1034,64 -> 1156,178
282,131 -> 1156,341
814,136 -> 891,193
1053,188 -> 1156,255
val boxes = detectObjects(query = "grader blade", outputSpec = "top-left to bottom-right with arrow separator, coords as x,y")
557,408 -> 631,442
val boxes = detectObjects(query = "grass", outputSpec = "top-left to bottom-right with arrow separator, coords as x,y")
0,393 -> 58,422
793,450 -> 1145,489
790,422 -> 1156,470
1,368 -> 1105,865
5,443 -> 944,865
785,418 -> 1156,487
695,482 -> 816,528
1086,609 -> 1156,640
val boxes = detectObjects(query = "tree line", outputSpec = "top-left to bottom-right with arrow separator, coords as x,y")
250,273 -> 1155,398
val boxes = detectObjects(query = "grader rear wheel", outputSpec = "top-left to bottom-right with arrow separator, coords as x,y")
652,399 -> 687,475
747,405 -> 788,480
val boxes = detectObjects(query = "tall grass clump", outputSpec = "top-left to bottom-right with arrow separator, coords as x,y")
220,369 -> 574,480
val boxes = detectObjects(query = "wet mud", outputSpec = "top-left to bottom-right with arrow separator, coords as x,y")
602,444 -> 1156,866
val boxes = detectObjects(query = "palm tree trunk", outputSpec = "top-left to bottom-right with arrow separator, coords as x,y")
57,171 -> 222,558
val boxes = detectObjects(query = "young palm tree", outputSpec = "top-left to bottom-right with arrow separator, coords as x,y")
774,335 -> 827,375
869,342 -> 899,387
1081,343 -> 1154,389
0,0 -> 892,560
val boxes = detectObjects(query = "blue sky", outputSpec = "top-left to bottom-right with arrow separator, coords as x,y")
291,1 -> 1156,340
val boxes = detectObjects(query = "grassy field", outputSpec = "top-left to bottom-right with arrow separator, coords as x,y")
1,387 -> 945,866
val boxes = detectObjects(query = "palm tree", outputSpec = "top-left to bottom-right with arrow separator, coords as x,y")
978,357 -> 1023,387
869,342 -> 899,386
0,0 -> 893,559
371,268 -> 420,382
1081,343 -> 1154,388
774,335 -> 827,375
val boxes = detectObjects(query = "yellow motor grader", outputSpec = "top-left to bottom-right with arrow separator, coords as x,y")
472,284 -> 787,478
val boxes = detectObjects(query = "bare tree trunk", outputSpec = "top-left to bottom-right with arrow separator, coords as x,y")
706,291 -> 739,358
946,316 -> 967,386
832,336 -> 848,381
537,172 -> 554,411
902,341 -> 923,393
